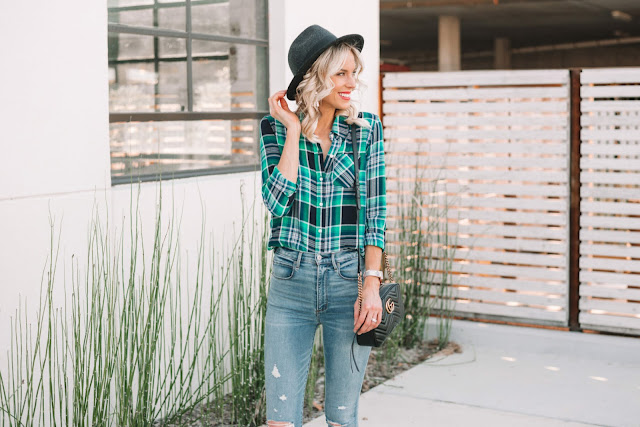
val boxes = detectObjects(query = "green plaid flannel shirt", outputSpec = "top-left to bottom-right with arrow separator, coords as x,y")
259,111 -> 386,256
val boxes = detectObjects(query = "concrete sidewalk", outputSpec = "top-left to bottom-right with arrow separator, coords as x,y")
305,318 -> 640,427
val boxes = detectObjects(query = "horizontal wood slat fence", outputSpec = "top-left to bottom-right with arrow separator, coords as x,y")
578,68 -> 640,335
382,67 -> 640,335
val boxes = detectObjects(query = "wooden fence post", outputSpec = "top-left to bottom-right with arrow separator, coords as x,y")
569,68 -> 582,332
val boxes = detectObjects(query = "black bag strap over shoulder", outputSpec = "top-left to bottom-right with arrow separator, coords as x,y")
350,121 -> 363,373
349,119 -> 404,373
351,121 -> 362,270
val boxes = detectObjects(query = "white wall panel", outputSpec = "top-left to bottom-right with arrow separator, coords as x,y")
0,0 -> 111,200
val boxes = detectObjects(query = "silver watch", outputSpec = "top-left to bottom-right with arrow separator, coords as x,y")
363,269 -> 383,281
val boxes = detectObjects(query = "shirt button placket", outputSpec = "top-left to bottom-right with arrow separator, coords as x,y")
318,173 -> 324,250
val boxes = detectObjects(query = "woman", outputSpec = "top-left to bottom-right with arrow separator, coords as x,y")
260,24 -> 387,427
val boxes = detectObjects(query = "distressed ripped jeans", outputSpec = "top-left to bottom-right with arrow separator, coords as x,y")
264,246 -> 372,427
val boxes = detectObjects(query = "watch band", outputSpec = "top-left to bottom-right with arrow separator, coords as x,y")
363,269 -> 384,280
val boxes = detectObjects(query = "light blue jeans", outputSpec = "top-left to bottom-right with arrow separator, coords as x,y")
264,246 -> 372,427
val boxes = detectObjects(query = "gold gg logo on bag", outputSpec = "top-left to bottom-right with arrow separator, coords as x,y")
385,298 -> 395,314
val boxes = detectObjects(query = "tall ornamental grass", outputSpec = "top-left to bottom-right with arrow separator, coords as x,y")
358,165 -> 458,369
0,182 -> 270,426
304,166 -> 459,403
1,165 -> 460,426
393,165 -> 458,350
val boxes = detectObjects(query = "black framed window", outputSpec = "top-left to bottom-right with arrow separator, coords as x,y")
107,0 -> 269,184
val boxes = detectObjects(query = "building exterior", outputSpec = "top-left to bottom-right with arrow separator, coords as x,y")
2,0 -> 639,361
0,0 -> 380,357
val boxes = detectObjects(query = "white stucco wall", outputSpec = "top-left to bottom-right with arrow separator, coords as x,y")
0,0 -> 379,369
0,1 -> 111,200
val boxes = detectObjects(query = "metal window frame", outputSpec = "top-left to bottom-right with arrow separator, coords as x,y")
108,0 -> 269,185
111,163 -> 260,186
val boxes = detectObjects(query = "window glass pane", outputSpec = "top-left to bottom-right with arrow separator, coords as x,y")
158,6 -> 185,32
192,42 -> 230,111
107,0 -> 267,182
109,63 -> 156,112
158,62 -> 187,112
108,8 -> 152,27
109,118 -> 259,177
255,0 -> 267,40
108,1 -> 186,32
191,3 -> 230,36
192,0 -> 267,39
109,38 -> 187,113
107,1 -> 267,39
109,32 -> 153,61
192,43 -> 267,112
158,36 -> 187,58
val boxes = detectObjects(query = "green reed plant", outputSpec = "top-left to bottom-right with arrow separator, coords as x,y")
378,162 -> 458,364
396,164 -> 457,349
0,181 -> 272,426
304,328 -> 324,415
225,183 -> 269,426
0,166 -> 458,426
300,162 -> 459,404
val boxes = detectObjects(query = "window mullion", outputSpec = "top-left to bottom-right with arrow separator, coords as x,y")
186,0 -> 193,112
153,0 -> 160,113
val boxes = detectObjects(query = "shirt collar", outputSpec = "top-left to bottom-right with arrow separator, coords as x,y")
298,112 -> 350,143
331,114 -> 349,140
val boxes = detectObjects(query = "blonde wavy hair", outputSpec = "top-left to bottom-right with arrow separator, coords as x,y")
293,42 -> 371,143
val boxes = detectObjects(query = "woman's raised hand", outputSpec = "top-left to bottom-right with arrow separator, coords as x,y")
268,90 -> 301,130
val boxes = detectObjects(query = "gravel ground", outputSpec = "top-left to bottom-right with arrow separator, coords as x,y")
158,339 -> 461,426
302,339 -> 462,424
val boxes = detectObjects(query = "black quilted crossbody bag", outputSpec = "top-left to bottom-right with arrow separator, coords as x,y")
350,122 -> 404,354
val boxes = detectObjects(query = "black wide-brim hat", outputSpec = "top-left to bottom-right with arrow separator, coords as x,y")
287,24 -> 364,101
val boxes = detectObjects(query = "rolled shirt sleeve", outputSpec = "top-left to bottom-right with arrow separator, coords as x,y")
364,114 -> 387,250
260,116 -> 297,218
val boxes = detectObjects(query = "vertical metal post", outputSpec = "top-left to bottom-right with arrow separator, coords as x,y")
153,0 -> 160,110
568,68 -> 582,332
186,0 -> 193,112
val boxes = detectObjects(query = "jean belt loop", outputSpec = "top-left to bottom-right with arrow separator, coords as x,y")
295,250 -> 303,270
331,252 -> 339,272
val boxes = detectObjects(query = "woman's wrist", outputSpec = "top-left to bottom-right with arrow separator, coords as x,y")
363,275 -> 381,290
285,122 -> 301,134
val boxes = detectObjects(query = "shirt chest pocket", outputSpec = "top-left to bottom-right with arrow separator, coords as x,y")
332,152 -> 356,188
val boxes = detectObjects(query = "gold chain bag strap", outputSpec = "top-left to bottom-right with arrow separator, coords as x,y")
349,121 -> 404,373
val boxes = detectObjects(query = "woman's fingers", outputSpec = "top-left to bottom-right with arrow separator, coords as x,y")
358,310 -> 375,334
267,92 -> 276,115
354,305 -> 383,335
279,96 -> 290,111
268,90 -> 287,115
354,283 -> 385,335
268,90 -> 299,129
354,301 -> 367,333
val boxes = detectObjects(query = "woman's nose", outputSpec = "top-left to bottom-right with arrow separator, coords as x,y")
347,74 -> 356,88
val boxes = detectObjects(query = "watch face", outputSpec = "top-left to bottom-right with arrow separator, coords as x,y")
365,270 -> 383,279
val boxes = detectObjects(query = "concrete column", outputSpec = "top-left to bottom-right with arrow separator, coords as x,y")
494,37 -> 511,69
438,15 -> 461,71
